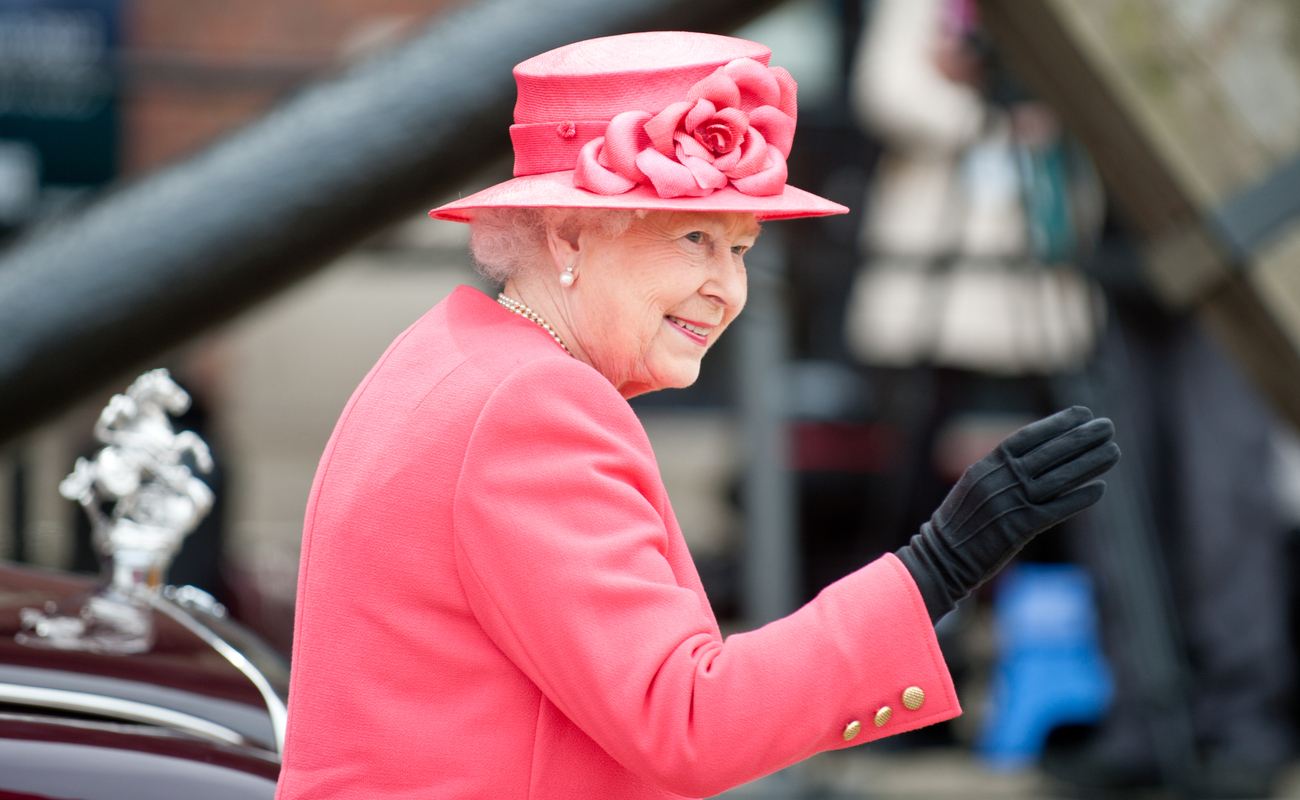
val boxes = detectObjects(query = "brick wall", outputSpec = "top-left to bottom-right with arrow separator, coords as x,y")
120,0 -> 462,173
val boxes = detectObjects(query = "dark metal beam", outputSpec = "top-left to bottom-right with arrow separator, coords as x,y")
0,0 -> 783,446
978,0 -> 1300,433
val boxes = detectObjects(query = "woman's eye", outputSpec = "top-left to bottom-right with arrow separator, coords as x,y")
684,231 -> 705,244
731,244 -> 749,256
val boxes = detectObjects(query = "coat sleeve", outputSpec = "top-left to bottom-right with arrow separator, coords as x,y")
451,358 -> 959,798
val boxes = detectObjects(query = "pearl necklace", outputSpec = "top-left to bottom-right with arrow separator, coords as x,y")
496,293 -> 573,356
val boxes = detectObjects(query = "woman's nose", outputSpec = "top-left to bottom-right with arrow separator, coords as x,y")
703,256 -> 747,311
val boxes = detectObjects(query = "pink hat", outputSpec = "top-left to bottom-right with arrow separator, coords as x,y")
429,31 -> 849,223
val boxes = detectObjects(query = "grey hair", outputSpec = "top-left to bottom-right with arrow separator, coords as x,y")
468,208 -> 645,284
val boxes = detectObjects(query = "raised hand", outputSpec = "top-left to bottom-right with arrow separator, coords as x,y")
896,406 -> 1120,621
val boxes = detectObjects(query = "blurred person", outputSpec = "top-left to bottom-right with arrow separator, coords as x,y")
274,32 -> 1119,799
845,0 -> 1098,378
1045,224 -> 1298,798
843,0 -> 1103,541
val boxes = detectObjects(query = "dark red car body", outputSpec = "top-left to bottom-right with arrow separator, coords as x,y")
0,562 -> 285,799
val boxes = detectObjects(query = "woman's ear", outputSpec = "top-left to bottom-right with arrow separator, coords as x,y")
543,221 -> 581,277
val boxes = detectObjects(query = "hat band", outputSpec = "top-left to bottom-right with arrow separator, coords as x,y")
510,120 -> 609,177
509,57 -> 798,200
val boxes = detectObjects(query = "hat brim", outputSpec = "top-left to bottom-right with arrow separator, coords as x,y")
428,170 -> 849,223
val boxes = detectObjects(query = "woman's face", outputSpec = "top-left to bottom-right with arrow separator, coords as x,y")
564,211 -> 757,398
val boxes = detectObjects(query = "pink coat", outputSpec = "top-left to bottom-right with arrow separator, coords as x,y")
276,286 -> 959,799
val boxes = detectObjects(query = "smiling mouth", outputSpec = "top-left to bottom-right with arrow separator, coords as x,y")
666,316 -> 711,337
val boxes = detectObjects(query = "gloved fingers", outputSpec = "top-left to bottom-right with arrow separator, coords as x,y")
1019,417 -> 1115,479
999,406 -> 1093,458
1038,479 -> 1108,523
1028,440 -> 1121,502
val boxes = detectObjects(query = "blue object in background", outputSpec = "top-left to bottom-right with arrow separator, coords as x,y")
978,563 -> 1112,769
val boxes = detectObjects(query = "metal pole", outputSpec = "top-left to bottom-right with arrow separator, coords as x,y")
9,451 -> 27,564
731,226 -> 805,798
736,227 -> 799,626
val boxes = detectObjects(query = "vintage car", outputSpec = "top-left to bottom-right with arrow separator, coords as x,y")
0,370 -> 286,798
0,563 -> 286,798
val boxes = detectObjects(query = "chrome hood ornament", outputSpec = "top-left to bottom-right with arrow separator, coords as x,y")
18,369 -> 214,654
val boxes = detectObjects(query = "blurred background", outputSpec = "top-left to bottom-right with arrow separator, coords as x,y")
2,0 -> 1299,796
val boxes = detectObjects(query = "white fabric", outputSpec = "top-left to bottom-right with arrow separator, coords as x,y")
845,0 -> 1099,373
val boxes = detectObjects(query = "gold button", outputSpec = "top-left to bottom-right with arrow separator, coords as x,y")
873,706 -> 893,727
903,686 -> 926,711
842,720 -> 862,741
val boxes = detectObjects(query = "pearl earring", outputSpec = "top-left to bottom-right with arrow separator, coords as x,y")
559,263 -> 577,288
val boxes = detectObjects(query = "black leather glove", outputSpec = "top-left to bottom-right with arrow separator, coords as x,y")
896,406 -> 1120,622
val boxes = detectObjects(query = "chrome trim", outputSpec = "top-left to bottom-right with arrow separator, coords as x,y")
150,593 -> 288,753
0,682 -> 247,747
164,584 -> 228,618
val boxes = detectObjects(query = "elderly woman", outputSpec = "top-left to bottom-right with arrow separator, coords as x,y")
276,32 -> 1118,800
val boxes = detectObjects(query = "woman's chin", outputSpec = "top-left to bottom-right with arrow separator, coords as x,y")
662,358 -> 703,389
618,363 -> 702,398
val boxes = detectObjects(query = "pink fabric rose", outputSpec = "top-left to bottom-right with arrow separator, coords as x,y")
573,57 -> 798,199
